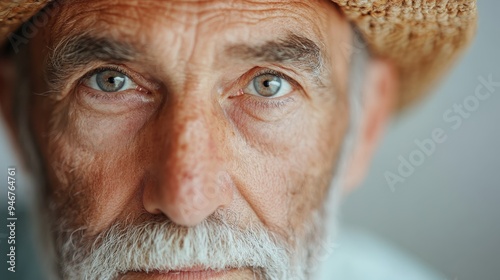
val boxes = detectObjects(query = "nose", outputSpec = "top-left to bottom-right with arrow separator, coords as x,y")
143,98 -> 233,226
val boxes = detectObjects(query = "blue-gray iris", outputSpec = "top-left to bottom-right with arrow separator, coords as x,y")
96,70 -> 126,92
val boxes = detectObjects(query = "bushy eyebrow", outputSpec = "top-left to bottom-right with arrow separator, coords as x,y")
225,34 -> 328,86
45,34 -> 136,93
44,32 -> 328,95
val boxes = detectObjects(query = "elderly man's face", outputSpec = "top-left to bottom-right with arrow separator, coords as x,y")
24,0 -> 360,279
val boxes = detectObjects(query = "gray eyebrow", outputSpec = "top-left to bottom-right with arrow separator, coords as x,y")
225,34 -> 327,85
45,34 -> 136,93
44,33 -> 328,95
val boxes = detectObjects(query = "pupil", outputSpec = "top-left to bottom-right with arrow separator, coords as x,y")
263,80 -> 271,87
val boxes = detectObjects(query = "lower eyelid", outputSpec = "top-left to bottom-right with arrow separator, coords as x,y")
78,86 -> 154,104
244,94 -> 296,109
232,94 -> 300,123
79,87 -> 125,101
257,96 -> 295,108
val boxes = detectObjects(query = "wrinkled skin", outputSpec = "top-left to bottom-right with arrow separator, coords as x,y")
13,0 -> 396,279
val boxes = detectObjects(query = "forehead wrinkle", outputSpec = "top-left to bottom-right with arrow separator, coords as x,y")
41,0 -> 333,96
52,0 -> 324,37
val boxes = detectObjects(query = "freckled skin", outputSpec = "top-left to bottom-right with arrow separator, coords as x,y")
28,0 -> 353,278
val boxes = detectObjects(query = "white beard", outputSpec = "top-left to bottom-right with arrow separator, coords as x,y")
56,206 -> 337,280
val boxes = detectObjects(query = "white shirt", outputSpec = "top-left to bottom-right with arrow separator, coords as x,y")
313,228 -> 444,280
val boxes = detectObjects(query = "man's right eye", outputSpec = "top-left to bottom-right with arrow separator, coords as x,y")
83,69 -> 138,92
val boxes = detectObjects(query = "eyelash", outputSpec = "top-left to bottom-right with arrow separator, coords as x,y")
81,65 -> 125,82
254,68 -> 286,79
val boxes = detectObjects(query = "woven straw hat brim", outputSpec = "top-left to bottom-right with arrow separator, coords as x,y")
332,0 -> 478,109
0,0 -> 478,110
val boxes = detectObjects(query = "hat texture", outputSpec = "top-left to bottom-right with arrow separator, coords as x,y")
332,0 -> 477,109
0,0 -> 478,110
0,0 -> 51,42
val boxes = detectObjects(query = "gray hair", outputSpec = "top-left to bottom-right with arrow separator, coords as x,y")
323,25 -> 370,212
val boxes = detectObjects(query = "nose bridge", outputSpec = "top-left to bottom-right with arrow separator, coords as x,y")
144,93 -> 232,226
165,72 -> 219,188
167,69 -> 226,165
168,99 -> 214,188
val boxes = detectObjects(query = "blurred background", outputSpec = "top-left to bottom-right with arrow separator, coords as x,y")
1,1 -> 499,280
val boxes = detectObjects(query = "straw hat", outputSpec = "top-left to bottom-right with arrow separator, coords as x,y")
0,0 -> 477,110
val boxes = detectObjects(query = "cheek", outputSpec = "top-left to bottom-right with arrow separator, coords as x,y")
282,102 -> 348,235
226,91 -> 349,235
38,99 -> 157,232
47,137 -> 150,234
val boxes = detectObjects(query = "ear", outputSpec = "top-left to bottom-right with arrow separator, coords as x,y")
343,57 -> 398,192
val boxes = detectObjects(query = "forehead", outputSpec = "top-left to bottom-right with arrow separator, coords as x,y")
45,0 -> 338,50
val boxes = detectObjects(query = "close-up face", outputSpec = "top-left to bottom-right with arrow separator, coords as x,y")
2,0 -> 488,279
24,0 -> 360,279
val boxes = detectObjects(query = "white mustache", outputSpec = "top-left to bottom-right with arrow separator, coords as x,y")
60,214 -> 292,280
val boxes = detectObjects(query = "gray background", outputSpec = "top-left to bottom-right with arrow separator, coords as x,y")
1,1 -> 499,279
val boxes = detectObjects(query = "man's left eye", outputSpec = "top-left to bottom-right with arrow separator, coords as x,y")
84,70 -> 137,92
245,73 -> 293,98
